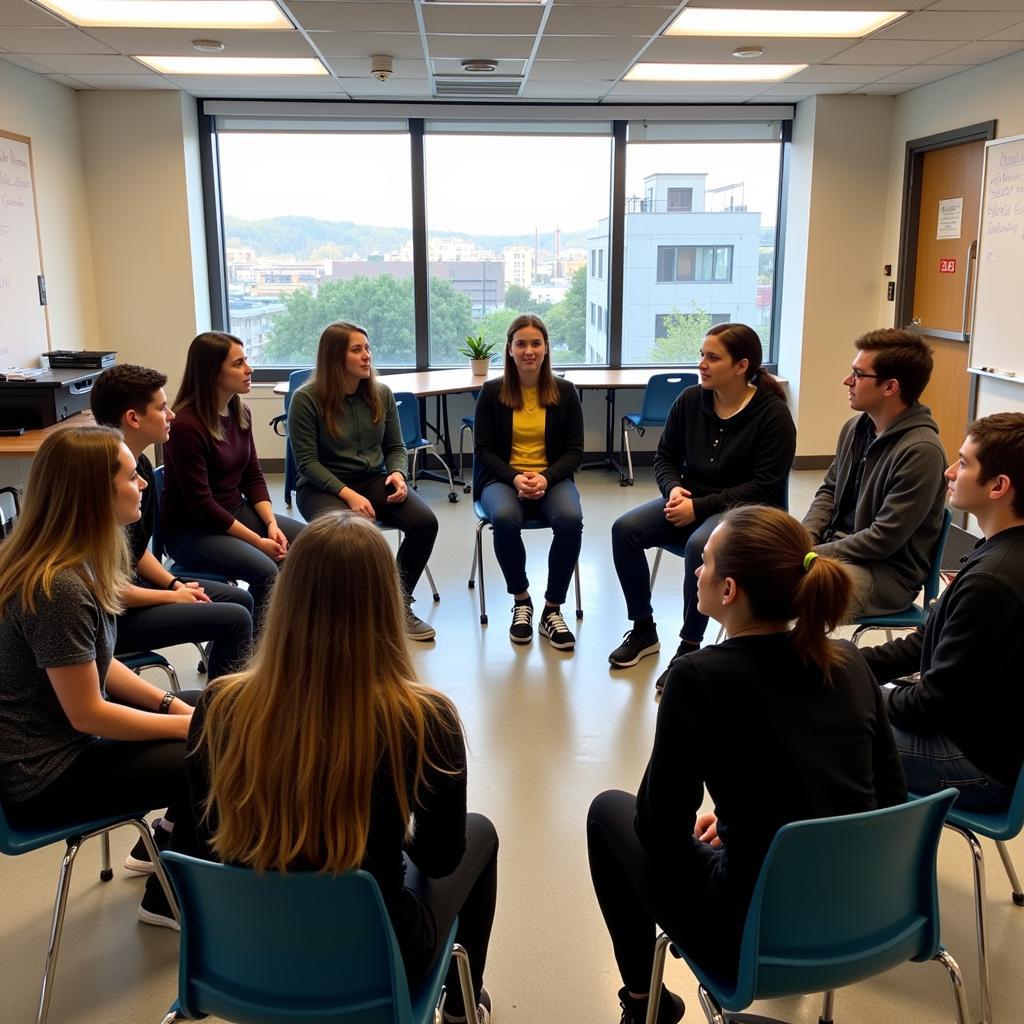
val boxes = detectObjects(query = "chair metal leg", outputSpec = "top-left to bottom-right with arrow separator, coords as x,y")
995,841 -> 1024,905
818,988 -> 835,1024
696,986 -> 727,1024
99,831 -> 113,882
424,444 -> 457,502
192,641 -> 208,674
475,522 -> 488,625
645,932 -> 673,1024
410,449 -> 419,489
459,424 -> 473,493
36,838 -> 82,1024
467,542 -> 478,589
125,818 -> 180,928
650,548 -> 664,588
424,563 -> 441,602
946,823 -> 992,1024
136,660 -> 181,695
622,422 -> 636,486
450,943 -> 479,1024
574,561 -> 583,620
160,1014 -> 179,1024
934,948 -> 971,1024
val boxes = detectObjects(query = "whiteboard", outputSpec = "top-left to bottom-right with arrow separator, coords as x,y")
968,132 -> 1024,383
0,129 -> 50,368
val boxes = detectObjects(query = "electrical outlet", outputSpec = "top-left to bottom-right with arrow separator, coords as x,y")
887,282 -> 895,301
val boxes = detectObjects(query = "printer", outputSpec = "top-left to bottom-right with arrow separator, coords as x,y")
0,368 -> 99,429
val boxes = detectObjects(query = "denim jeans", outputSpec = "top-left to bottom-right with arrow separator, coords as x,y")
478,479 -> 583,605
611,498 -> 723,643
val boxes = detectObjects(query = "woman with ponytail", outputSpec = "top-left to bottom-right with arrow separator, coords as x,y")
588,505 -> 906,1024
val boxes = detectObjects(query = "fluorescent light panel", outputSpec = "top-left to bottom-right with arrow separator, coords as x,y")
136,55 -> 326,75
666,8 -> 906,38
625,62 -> 806,83
36,0 -> 292,30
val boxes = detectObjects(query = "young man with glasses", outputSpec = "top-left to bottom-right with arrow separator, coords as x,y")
802,329 -> 947,617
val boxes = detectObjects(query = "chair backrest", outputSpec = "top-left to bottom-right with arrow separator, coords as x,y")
707,789 -> 957,1009
284,367 -> 314,415
638,372 -> 697,424
393,392 -> 423,450
162,852 -> 418,1024
150,464 -> 167,560
0,486 -> 21,540
922,507 -> 953,607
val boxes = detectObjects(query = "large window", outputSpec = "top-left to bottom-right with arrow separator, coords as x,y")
656,245 -> 733,283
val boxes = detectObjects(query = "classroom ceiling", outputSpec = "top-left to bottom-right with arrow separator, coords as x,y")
2,0 -> 1024,103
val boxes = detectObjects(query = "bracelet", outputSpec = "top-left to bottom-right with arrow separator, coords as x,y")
166,576 -> 186,591
158,691 -> 176,714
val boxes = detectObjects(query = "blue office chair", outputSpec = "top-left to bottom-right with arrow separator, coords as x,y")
458,391 -> 481,495
0,801 -> 177,1024
851,507 -> 953,647
158,852 -> 477,1024
645,789 -> 969,1024
269,367 -> 314,507
915,765 -> 1024,1024
0,485 -> 21,539
468,501 -> 582,626
620,373 -> 697,486
394,391 -> 458,504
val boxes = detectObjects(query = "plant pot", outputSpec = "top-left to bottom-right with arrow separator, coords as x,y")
470,358 -> 491,376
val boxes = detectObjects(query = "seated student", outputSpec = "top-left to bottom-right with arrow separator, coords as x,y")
183,511 -> 498,1024
90,364 -> 254,682
588,506 -> 906,1024
288,321 -> 438,641
161,332 -> 304,627
0,427 -> 200,929
473,314 -> 584,650
864,413 -> 1024,810
608,324 -> 795,688
802,329 -> 947,617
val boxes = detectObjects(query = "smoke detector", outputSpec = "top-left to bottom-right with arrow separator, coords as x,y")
461,58 -> 498,73
732,46 -> 764,59
370,54 -> 394,81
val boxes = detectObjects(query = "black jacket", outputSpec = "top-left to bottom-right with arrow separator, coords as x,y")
862,524 -> 1024,786
653,383 -> 796,522
472,376 -> 584,499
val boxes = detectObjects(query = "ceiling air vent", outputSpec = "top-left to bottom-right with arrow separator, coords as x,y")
434,77 -> 522,98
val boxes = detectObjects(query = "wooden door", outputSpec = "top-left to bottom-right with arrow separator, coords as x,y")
910,140 -> 984,464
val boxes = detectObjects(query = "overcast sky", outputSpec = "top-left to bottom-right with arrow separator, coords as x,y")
219,132 -> 781,236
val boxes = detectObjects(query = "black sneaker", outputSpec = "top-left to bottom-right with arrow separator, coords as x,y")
655,639 -> 701,694
608,626 -> 660,668
138,878 -> 180,931
539,607 -> 575,650
443,986 -> 491,1024
509,601 -> 533,644
124,818 -> 171,875
618,985 -> 684,1024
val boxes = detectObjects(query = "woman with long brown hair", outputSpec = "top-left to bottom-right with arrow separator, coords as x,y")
161,332 -> 304,625
0,426 -> 200,929
473,314 -> 584,650
588,506 -> 906,1024
185,511 -> 498,1023
288,321 -> 438,641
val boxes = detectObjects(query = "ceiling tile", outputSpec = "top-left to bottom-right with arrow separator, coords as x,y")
528,58 -> 624,80
84,27 -> 318,57
643,36 -> 853,63
313,31 -> 425,58
824,39 -> 963,64
166,75 -> 347,96
334,75 -> 433,98
536,35 -> 648,59
787,64 -> 893,83
926,0 -> 1024,11
545,0 -> 676,7
678,0 -> 932,9
323,55 -> 428,77
287,2 -> 420,33
543,4 -> 673,35
876,64 -> 972,84
606,80 -> 764,99
63,72 -> 175,88
427,34 -> 535,59
21,53 -> 142,72
874,11 -> 1024,40
2,52 -> 51,71
928,40 -> 1024,63
0,26 -> 117,53
45,72 -> 94,88
431,56 -> 525,74
421,4 -> 543,34
984,22 -> 1024,41
852,82 -> 915,94
0,0 -> 64,27
518,79 -> 612,99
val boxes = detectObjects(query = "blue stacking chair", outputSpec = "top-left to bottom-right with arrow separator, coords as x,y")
620,373 -> 697,486
158,852 -> 477,1024
915,765 -> 1024,1024
645,790 -> 969,1024
394,391 -> 458,504
268,367 -> 314,507
851,507 -> 953,647
0,801 -> 177,1024
458,391 -> 481,495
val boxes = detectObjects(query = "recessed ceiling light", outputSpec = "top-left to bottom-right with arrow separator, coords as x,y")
625,63 -> 806,83
35,0 -> 292,30
666,9 -> 906,38
135,56 -> 326,75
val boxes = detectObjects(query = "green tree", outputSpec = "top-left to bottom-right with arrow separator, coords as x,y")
504,283 -> 533,310
647,304 -> 712,363
475,308 -> 525,357
544,265 -> 588,362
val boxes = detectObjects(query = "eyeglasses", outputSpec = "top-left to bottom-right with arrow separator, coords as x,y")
849,367 -> 884,381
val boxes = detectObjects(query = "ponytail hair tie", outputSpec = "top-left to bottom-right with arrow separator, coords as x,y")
803,551 -> 818,572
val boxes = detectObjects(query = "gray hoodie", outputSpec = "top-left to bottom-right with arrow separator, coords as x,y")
802,402 -> 947,615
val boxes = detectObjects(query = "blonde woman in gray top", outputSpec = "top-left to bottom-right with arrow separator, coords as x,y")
288,321 -> 438,640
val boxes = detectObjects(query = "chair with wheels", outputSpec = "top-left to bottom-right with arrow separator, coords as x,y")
914,764 -> 1024,1024
376,520 -> 441,604
268,367 -> 314,508
620,373 -> 697,486
395,391 -> 458,504
157,851 -> 477,1024
0,800 -> 178,1024
645,789 -> 969,1024
467,501 -> 582,626
851,507 -> 953,647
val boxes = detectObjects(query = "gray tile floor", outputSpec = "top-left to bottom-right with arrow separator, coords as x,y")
2,469 -> 1019,1024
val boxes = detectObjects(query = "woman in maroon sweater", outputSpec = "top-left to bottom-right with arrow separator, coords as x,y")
162,332 -> 304,625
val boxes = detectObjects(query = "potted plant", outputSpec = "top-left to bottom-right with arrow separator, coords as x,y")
460,334 -> 496,376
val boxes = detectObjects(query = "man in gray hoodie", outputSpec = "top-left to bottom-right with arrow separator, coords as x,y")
802,329 -> 947,617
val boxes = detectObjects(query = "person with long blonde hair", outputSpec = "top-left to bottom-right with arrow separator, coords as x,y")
0,426 -> 200,930
473,314 -> 584,650
161,332 -> 304,625
287,321 -> 438,641
588,506 -> 906,1024
184,511 -> 498,1024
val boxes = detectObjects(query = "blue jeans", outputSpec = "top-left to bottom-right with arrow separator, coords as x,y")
479,479 -> 583,605
883,689 -> 1011,811
611,498 -> 723,643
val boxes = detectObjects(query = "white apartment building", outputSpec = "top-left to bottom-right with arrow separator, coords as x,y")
503,245 -> 534,289
586,173 -> 762,363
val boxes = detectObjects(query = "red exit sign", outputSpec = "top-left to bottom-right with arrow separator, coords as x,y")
939,258 -> 957,273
